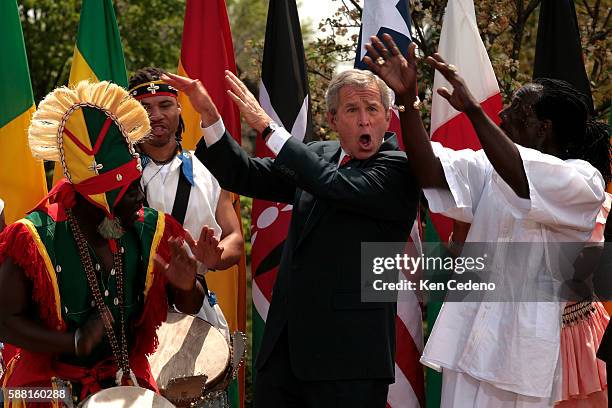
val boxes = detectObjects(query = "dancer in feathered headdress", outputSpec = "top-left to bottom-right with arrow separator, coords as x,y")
0,81 -> 210,405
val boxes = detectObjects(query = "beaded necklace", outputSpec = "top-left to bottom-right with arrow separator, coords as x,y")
66,208 -> 137,385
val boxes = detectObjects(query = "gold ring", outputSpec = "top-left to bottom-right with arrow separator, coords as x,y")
447,64 -> 458,72
412,96 -> 422,110
376,57 -> 385,66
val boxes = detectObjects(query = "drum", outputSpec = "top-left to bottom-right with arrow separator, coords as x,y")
149,312 -> 231,407
79,386 -> 174,407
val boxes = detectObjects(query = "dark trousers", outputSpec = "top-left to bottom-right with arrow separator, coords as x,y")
254,328 -> 389,408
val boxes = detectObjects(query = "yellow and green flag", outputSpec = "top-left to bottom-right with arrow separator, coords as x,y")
54,0 -> 127,185
69,0 -> 127,87
0,0 -> 48,224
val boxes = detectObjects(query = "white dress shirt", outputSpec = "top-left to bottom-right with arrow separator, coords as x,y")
421,142 -> 605,399
202,117 -> 349,165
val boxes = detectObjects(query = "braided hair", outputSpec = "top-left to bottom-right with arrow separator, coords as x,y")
528,78 -> 612,183
128,67 -> 185,143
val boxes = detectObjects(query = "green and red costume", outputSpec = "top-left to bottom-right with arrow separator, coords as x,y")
0,191 -> 184,407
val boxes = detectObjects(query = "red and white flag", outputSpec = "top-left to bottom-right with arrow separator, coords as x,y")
429,0 -> 503,242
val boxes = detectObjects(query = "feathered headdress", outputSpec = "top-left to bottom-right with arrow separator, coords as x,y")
29,81 -> 150,237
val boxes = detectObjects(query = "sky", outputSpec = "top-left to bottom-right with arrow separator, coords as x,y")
298,1 -> 341,38
298,1 -> 359,71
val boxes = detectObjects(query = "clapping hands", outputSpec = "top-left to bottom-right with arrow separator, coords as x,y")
185,226 -> 224,270
154,226 -> 224,292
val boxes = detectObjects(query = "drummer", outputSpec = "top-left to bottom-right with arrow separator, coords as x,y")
0,81 -> 217,405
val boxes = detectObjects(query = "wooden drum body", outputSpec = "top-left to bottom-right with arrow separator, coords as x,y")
149,312 -> 231,406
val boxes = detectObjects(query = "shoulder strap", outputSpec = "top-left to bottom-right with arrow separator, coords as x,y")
171,162 -> 192,225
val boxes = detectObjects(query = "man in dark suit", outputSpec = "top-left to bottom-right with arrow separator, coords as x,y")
163,69 -> 419,408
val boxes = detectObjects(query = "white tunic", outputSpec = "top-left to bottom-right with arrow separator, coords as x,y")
141,151 -> 230,338
421,142 -> 605,400
141,151 -> 222,242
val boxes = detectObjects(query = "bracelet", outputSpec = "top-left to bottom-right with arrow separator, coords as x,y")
394,96 -> 421,113
74,328 -> 82,357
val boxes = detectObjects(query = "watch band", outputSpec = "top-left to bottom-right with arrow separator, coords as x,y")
261,121 -> 279,140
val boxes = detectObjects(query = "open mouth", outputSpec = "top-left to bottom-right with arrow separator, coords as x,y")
359,134 -> 372,149
151,124 -> 167,136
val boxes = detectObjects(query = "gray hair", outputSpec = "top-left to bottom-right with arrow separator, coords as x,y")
325,69 -> 392,114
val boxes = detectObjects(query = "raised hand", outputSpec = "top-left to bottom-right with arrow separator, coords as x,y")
154,237 -> 197,292
224,70 -> 272,133
363,33 -> 417,98
160,72 -> 221,126
185,226 -> 224,269
424,53 -> 480,113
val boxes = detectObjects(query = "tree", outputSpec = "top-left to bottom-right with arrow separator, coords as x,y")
114,0 -> 186,75
19,0 -> 81,102
18,0 -> 186,103
243,0 -> 610,137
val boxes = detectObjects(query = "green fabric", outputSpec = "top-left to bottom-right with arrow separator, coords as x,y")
82,107 -> 134,209
0,0 -> 34,127
26,207 -> 160,367
424,213 -> 443,408
75,0 -> 127,87
251,305 -> 265,388
227,378 -> 239,407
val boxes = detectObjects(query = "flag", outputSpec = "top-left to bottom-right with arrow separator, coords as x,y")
426,1 -> 503,406
355,0 -> 412,148
533,0 -> 593,113
53,0 -> 128,185
429,0 -> 502,245
252,0 -> 310,388
533,0 -> 612,315
0,0 -> 47,225
177,1 -> 247,405
355,1 -> 424,406
0,0 -> 49,367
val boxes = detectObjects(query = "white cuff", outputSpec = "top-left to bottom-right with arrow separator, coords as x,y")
265,127 -> 292,156
201,117 -> 226,147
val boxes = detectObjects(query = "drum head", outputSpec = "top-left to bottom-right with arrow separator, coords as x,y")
79,386 -> 174,407
150,312 -> 230,393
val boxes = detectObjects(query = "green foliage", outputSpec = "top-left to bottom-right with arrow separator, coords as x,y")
240,195 -> 253,261
319,0 -> 610,123
226,0 -> 268,77
114,0 -> 185,75
18,0 -> 185,103
19,0 -> 81,102
235,0 -> 610,133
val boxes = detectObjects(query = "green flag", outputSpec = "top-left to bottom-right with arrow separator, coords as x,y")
0,0 -> 47,223
69,0 -> 127,87
54,0 -> 128,184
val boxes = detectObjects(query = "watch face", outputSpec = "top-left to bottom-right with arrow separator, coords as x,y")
269,121 -> 279,131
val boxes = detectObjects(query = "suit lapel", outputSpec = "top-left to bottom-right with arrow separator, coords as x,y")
295,143 -> 340,249
293,133 -> 399,249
